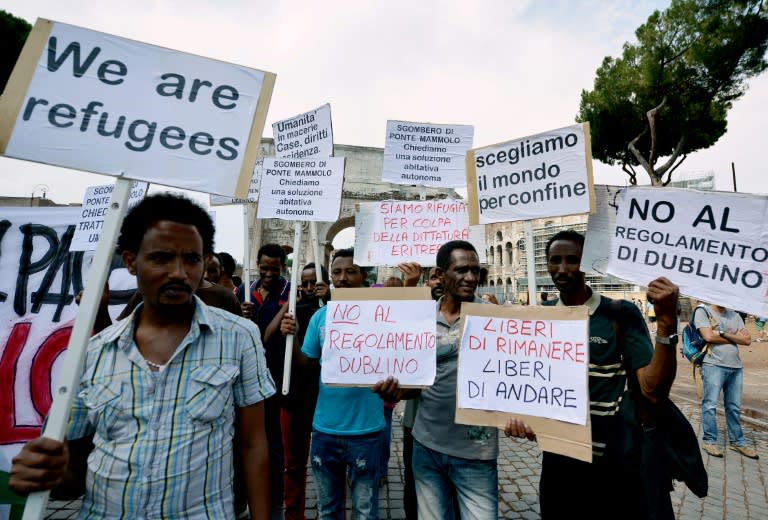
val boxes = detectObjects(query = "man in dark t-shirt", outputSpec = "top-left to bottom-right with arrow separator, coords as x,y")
237,243 -> 291,519
504,230 -> 680,520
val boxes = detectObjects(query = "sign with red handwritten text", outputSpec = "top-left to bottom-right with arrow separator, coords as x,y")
457,303 -> 589,425
355,199 -> 486,266
321,288 -> 436,386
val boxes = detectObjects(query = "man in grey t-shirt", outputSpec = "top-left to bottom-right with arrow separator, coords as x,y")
375,240 -> 499,520
694,303 -> 758,459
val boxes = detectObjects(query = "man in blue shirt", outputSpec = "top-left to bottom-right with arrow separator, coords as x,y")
280,248 -> 384,519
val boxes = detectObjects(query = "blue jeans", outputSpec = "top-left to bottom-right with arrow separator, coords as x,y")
310,430 -> 382,520
701,363 -> 746,446
412,440 -> 498,520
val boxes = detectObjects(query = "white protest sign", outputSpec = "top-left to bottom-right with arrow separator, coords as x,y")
273,104 -> 333,159
465,123 -> 595,225
210,158 -> 263,206
0,207 -> 136,469
71,181 -> 148,251
582,185 -> 624,275
383,120 -> 474,188
457,303 -> 590,425
354,199 -> 476,266
257,157 -> 345,222
321,288 -> 436,386
608,187 -> 768,316
0,19 -> 275,197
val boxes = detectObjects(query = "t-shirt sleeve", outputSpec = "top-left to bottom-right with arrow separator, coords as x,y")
235,321 -> 276,407
301,307 -> 325,360
621,300 -> 653,370
692,306 -> 712,331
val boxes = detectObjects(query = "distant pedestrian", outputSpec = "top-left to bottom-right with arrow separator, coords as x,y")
695,304 -> 759,459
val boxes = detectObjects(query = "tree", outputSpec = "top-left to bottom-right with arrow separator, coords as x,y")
577,0 -> 768,186
1,10 -> 32,94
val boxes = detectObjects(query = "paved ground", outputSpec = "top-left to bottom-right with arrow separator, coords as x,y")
43,398 -> 768,519
44,324 -> 768,519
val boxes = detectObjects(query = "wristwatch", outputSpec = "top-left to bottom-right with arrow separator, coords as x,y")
719,329 -> 726,337
655,333 -> 679,346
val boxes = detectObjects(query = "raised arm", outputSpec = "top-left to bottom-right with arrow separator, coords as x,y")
635,277 -> 679,403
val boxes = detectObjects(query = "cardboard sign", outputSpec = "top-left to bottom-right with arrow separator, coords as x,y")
383,120 -> 474,188
354,199 -> 475,266
457,303 -> 589,425
466,123 -> 595,224
455,303 -> 592,462
257,156 -> 345,222
209,158 -> 263,206
273,104 -> 333,159
70,181 -> 148,251
0,207 -> 136,470
321,287 -> 435,386
582,185 -> 624,275
0,19 -> 275,197
608,187 -> 768,316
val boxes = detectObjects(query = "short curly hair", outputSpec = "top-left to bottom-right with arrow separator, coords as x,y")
116,193 -> 215,254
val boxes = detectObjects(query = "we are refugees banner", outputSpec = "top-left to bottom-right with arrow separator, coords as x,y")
608,187 -> 768,316
0,207 -> 135,472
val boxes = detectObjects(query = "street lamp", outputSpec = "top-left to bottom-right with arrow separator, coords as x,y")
30,184 -> 49,206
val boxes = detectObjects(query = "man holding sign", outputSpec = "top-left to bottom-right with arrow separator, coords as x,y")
281,249 -> 385,520
376,240 -> 500,520
505,230 -> 679,519
9,194 -> 275,519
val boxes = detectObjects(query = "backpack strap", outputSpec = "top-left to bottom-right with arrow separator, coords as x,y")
609,298 -> 655,426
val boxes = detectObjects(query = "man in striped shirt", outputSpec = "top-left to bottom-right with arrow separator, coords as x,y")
505,229 -> 679,519
9,194 -> 276,519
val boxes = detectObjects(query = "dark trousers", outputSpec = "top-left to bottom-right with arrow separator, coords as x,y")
402,426 -> 417,520
265,394 -> 284,519
540,451 -> 673,520
281,407 -> 313,520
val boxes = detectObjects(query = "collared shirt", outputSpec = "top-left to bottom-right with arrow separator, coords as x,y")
413,296 -> 499,461
67,297 -> 276,519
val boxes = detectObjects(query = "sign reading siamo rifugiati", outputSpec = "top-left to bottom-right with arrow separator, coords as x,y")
465,123 -> 595,225
0,19 -> 275,198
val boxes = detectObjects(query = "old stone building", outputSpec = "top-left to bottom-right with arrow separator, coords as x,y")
246,139 -> 459,278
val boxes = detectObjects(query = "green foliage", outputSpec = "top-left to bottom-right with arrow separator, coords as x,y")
578,0 -> 768,185
0,10 -> 32,94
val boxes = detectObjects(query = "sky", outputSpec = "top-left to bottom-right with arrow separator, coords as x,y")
1,0 -> 766,261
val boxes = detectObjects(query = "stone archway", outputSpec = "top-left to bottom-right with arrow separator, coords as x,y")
248,139 -> 459,277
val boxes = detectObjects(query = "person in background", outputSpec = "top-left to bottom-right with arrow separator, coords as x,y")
481,293 -> 499,304
205,252 -> 223,283
696,303 -> 758,459
267,262 -> 329,520
9,193 -> 274,518
384,276 -> 404,287
217,251 -> 239,292
238,243 -> 291,519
